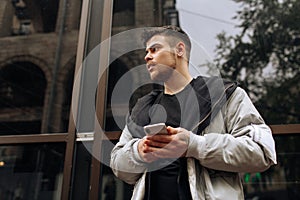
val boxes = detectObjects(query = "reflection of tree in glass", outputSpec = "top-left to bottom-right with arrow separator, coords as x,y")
214,0 -> 300,124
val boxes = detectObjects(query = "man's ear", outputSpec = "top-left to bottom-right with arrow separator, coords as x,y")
176,42 -> 185,57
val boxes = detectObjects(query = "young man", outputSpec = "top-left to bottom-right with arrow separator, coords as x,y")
110,26 -> 276,200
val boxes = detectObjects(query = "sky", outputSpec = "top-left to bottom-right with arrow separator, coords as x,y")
176,0 -> 241,76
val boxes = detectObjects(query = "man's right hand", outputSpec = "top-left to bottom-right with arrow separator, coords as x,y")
138,126 -> 190,162
137,137 -> 159,163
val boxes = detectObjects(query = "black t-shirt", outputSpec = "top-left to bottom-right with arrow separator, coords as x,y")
144,81 -> 196,200
129,76 -> 237,200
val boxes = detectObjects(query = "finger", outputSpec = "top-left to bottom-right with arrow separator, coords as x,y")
147,135 -> 172,143
167,126 -> 179,135
145,140 -> 167,148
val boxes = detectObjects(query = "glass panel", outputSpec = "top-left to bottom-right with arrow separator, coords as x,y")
71,142 -> 92,200
102,0 -> 300,199
75,0 -> 103,134
100,163 -> 133,200
99,140 -> 133,200
104,1 -> 300,128
105,0 -> 178,131
0,0 -> 83,134
0,143 -> 65,200
243,135 -> 300,199
104,0 -> 300,129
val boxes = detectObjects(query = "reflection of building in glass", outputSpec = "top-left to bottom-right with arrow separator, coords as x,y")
0,0 -> 178,134
0,0 -> 179,199
0,0 -> 81,134
11,0 -> 34,35
0,144 -> 65,200
104,175 -> 116,200
0,0 -> 298,200
106,0 -> 179,131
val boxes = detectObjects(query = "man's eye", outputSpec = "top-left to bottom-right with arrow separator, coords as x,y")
151,47 -> 157,52
146,46 -> 159,54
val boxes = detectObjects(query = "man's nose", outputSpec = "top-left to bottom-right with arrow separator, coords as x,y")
144,52 -> 152,62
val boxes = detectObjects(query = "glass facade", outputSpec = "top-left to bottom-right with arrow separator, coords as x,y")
0,0 -> 299,199
243,135 -> 300,199
0,143 -> 65,199
71,142 -> 92,200
0,0 -> 83,199
0,0 -> 82,134
103,0 -> 300,199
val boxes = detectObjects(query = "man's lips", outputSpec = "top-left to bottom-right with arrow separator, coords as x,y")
147,63 -> 156,71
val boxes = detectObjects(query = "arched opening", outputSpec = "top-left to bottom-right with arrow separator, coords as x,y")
0,61 -> 47,134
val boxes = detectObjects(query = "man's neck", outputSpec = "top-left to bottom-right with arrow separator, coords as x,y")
164,72 -> 193,95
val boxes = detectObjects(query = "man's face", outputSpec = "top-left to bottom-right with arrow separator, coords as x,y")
144,35 -> 176,81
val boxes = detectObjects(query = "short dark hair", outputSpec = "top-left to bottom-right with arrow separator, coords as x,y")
142,25 -> 192,61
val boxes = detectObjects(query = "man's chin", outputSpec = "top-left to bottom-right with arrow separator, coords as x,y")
149,70 -> 173,82
150,75 -> 167,82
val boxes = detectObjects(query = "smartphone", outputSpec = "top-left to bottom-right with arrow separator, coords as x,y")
144,123 -> 168,136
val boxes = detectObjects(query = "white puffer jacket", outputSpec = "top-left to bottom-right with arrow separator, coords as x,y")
110,87 -> 277,200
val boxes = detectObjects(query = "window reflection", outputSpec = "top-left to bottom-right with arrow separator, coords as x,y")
10,0 -> 59,36
0,62 -> 46,107
100,164 -> 133,200
0,61 -> 46,134
104,0 -> 300,199
100,140 -> 133,200
106,0 -> 178,131
0,143 -> 65,200
243,135 -> 300,199
71,142 -> 92,200
112,0 -> 134,27
0,0 -> 82,133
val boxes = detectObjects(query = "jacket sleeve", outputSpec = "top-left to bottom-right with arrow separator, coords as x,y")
110,126 -> 147,185
186,87 -> 277,173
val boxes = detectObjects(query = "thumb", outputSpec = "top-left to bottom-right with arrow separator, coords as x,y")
167,126 -> 179,135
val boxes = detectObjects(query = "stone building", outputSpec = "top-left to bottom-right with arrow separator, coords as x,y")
0,0 -> 82,134
0,0 -> 179,199
0,0 -> 178,134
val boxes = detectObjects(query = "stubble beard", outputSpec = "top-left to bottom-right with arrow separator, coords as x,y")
150,64 -> 175,82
